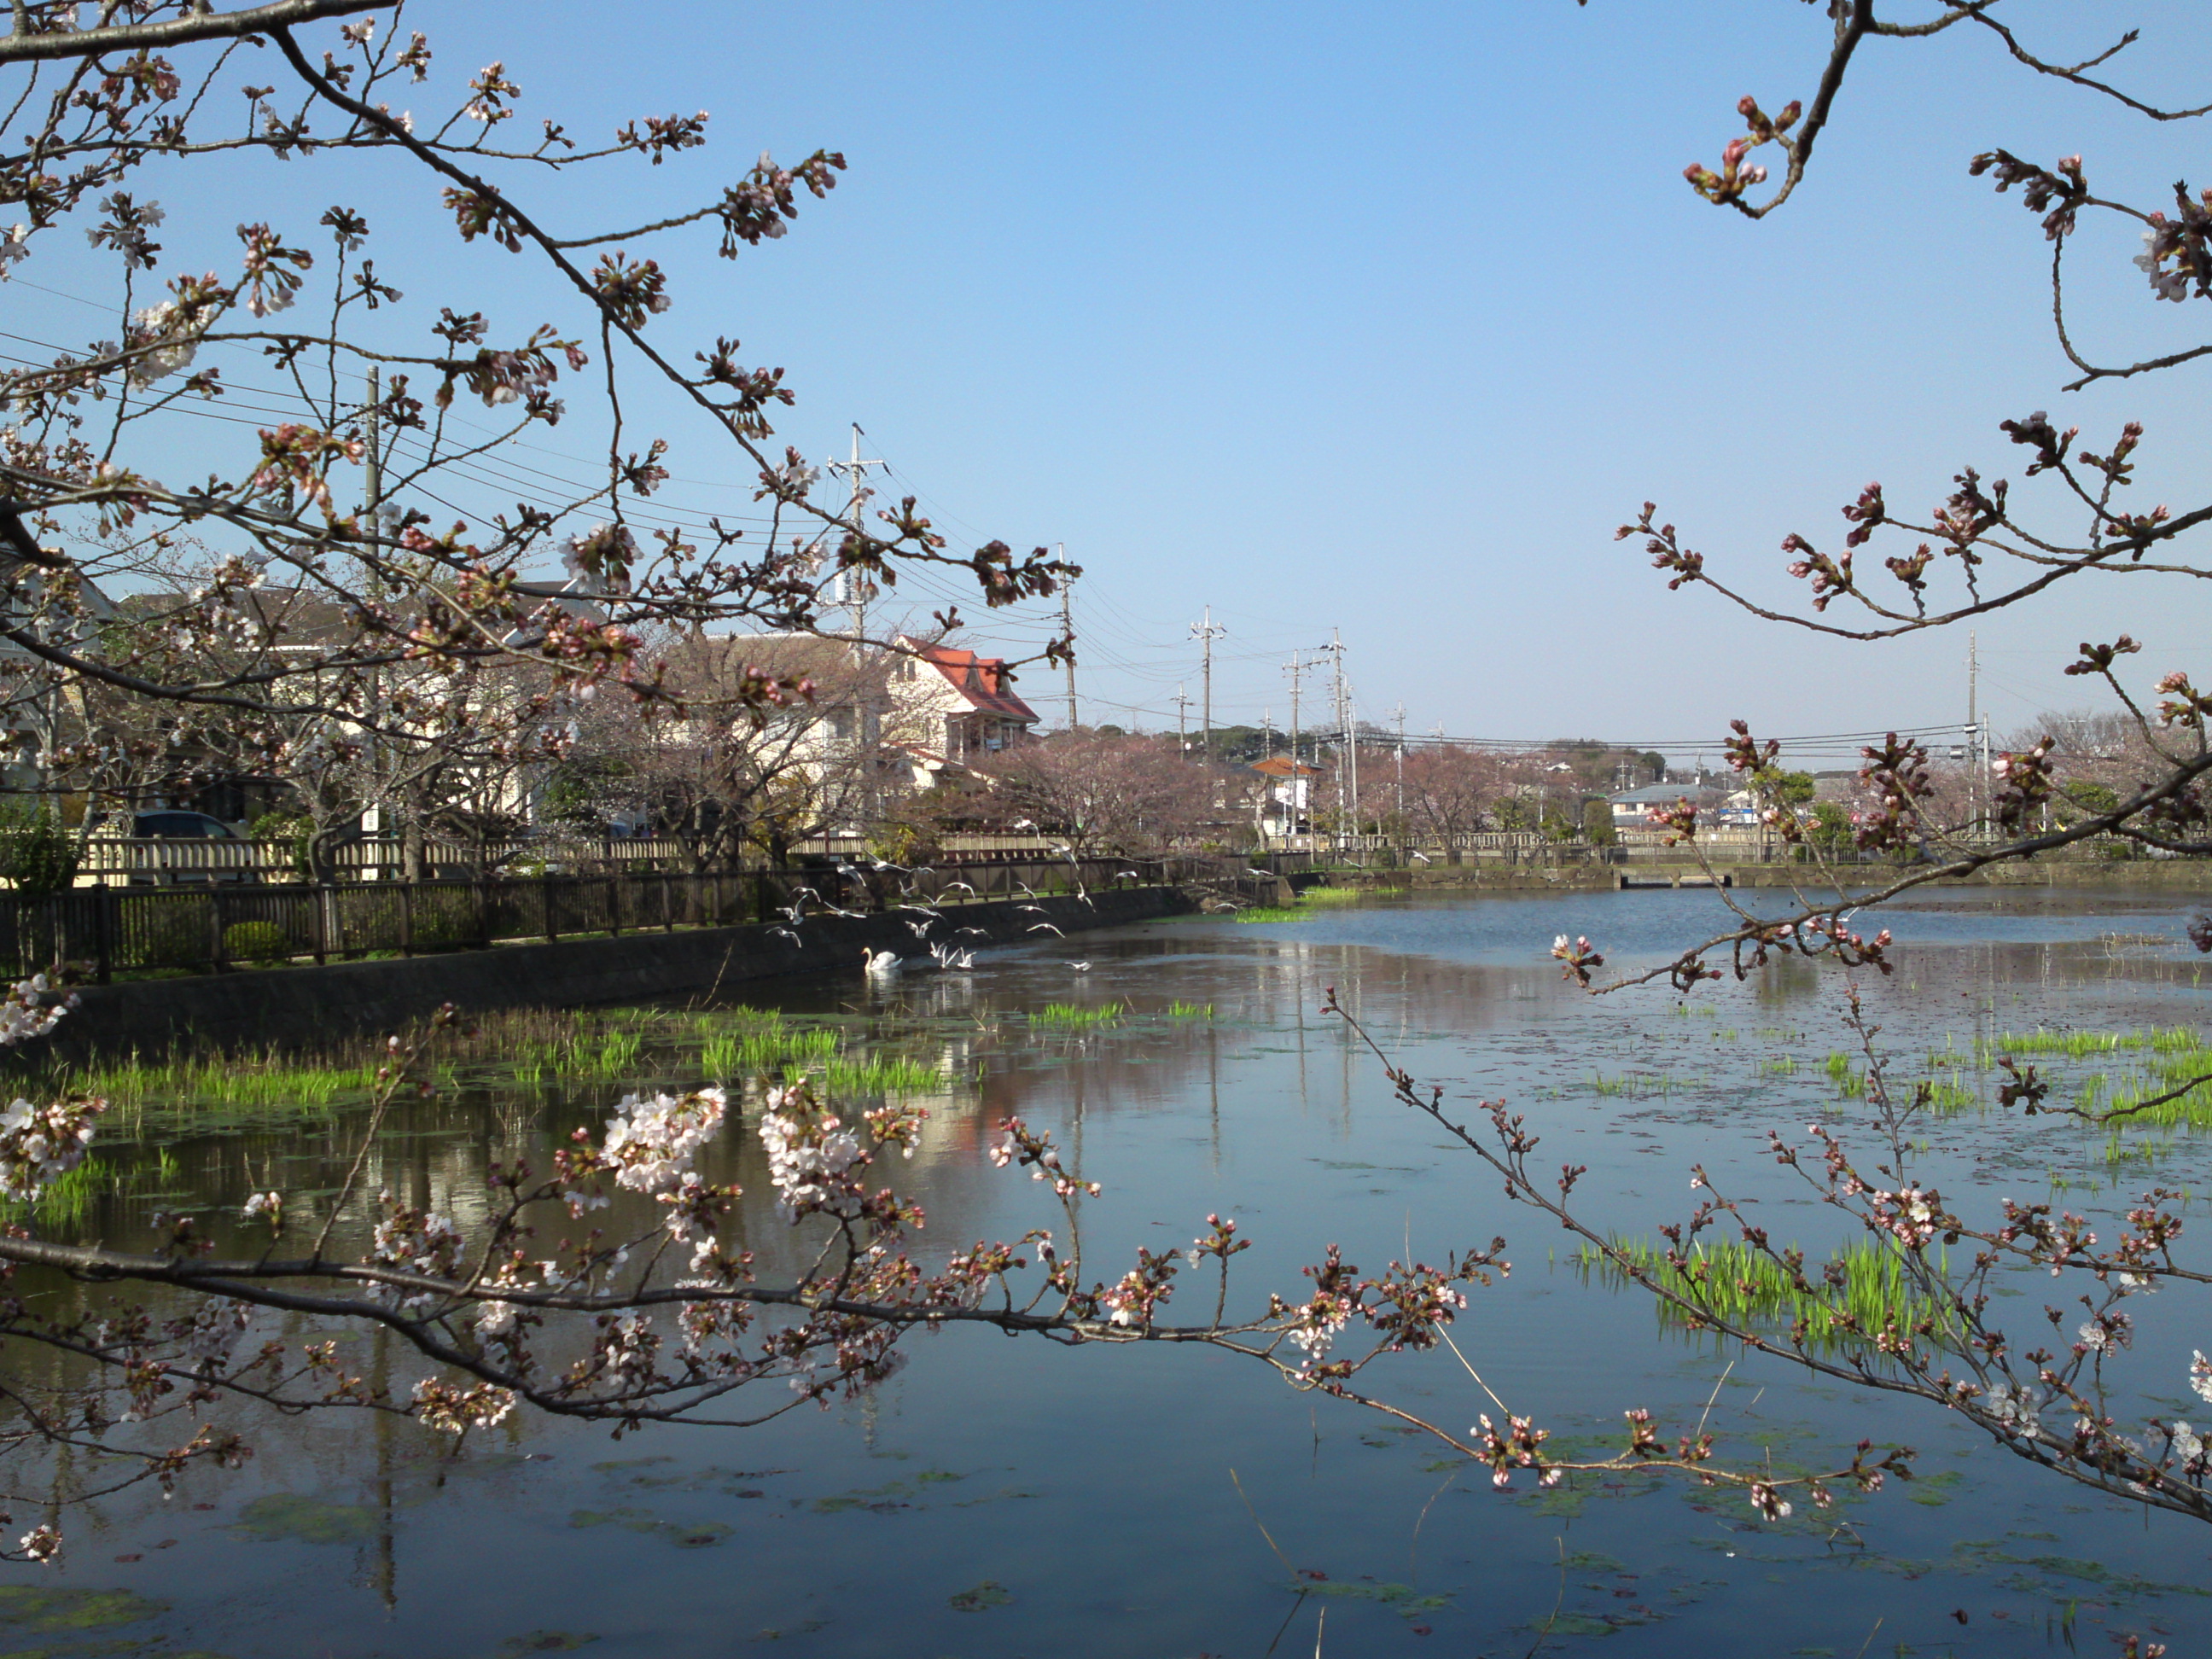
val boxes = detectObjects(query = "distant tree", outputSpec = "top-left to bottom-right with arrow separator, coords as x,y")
982,732 -> 1210,857
1400,747 -> 1505,864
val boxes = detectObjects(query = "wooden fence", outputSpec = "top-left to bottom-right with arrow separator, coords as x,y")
73,830 -> 1179,886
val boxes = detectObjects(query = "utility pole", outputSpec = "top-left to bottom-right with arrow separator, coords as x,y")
1393,701 -> 1406,824
1973,637 -> 1990,845
363,366 -> 382,530
361,367 -> 384,847
1173,684 -> 1192,754
1284,655 -> 1308,838
826,423 -> 887,642
1058,555 -> 1078,732
1321,630 -> 1348,839
1190,606 -> 1225,763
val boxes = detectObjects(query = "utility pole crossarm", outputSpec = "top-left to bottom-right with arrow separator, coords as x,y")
1190,606 -> 1226,763
825,423 -> 888,643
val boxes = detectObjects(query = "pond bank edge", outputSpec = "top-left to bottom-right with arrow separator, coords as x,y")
53,886 -> 1192,1057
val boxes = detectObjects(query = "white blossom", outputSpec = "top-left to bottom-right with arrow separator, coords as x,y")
0,1092 -> 105,1202
411,1377 -> 516,1433
16,1526 -> 59,1564
602,1086 -> 726,1194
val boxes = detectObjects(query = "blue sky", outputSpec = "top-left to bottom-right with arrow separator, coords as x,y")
20,2 -> 2212,766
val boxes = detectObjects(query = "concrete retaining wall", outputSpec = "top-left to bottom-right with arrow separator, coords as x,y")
56,886 -> 1191,1057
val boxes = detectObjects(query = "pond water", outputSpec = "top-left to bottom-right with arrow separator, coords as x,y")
8,883 -> 2212,1657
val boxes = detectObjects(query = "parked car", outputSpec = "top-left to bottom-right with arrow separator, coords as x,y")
132,811 -> 238,841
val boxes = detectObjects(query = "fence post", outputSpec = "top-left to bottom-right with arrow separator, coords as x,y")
544,877 -> 559,944
607,875 -> 620,936
399,882 -> 414,957
209,889 -> 228,972
661,872 -> 674,934
93,885 -> 114,985
474,877 -> 490,950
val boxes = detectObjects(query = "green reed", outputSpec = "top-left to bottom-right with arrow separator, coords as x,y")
67,1050 -> 378,1126
1033,1002 -> 1126,1029
1585,1071 -> 1679,1099
810,1055 -> 944,1093
1167,1001 -> 1215,1020
1579,1236 -> 1954,1345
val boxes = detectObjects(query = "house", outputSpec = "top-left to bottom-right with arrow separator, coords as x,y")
889,636 -> 1039,783
1249,754 -> 1323,836
1608,780 -> 1723,830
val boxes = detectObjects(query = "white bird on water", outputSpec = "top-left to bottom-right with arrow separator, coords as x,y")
862,948 -> 904,979
1065,960 -> 1091,972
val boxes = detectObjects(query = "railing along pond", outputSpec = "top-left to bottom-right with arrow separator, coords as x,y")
0,855 -> 1208,982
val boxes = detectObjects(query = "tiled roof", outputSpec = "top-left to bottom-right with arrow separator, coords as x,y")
901,638 -> 1039,722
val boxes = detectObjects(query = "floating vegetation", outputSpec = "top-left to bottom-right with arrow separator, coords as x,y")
1577,1237 -> 1955,1345
1032,1002 -> 1125,1030
232,1492 -> 379,1545
0,1584 -> 168,1632
1236,886 -> 1363,923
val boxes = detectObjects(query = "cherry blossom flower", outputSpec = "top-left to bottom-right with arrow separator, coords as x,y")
0,1093 -> 106,1202
17,1526 -> 59,1565
411,1377 -> 517,1433
601,1086 -> 726,1194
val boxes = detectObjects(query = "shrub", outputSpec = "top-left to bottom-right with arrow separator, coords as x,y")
408,891 -> 480,951
0,806 -> 80,897
133,903 -> 210,969
222,920 -> 293,962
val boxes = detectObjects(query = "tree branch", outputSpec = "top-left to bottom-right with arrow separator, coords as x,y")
0,0 -> 389,63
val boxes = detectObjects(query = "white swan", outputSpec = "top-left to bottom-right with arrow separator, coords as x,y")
862,947 -> 904,979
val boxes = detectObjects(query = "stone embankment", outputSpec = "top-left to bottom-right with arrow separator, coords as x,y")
59,886 -> 1190,1057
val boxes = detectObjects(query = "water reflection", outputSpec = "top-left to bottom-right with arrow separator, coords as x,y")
8,886 -> 2212,1656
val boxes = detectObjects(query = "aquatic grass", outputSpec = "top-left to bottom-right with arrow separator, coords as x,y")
514,1027 -> 646,1083
1032,1002 -> 1125,1030
1585,1071 -> 1680,1099
68,1051 -> 378,1124
0,1149 -> 181,1230
808,1056 -> 944,1093
1167,1001 -> 1215,1020
1235,886 -> 1365,923
1578,1237 -> 1954,1345
1988,1027 -> 2199,1058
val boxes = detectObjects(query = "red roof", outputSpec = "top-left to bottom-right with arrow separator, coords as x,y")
904,639 -> 1039,722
